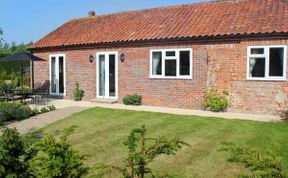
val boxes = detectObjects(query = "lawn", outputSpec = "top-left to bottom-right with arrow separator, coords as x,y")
28,107 -> 288,178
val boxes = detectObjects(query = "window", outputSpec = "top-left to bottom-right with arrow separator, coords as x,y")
150,48 -> 192,79
247,46 -> 287,80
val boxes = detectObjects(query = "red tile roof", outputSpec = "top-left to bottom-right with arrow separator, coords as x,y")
30,0 -> 288,49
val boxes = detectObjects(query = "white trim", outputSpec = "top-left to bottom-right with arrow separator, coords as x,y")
149,48 -> 193,79
96,51 -> 118,99
246,45 -> 287,81
49,54 -> 66,96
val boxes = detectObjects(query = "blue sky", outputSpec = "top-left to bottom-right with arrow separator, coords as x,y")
0,0 -> 209,44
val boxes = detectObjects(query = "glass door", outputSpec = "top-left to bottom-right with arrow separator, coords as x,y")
97,52 -> 118,99
50,55 -> 65,96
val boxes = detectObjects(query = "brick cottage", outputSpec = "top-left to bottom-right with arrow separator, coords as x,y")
29,0 -> 288,115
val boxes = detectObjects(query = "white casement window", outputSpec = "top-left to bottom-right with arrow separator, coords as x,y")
150,48 -> 192,79
247,45 -> 287,81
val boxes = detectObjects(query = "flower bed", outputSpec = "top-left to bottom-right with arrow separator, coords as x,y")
0,102 -> 56,126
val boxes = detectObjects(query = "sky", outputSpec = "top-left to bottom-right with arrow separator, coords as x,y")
0,0 -> 209,44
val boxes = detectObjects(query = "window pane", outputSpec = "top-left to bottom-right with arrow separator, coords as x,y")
109,54 -> 116,97
249,58 -> 265,77
166,51 -> 175,57
269,48 -> 284,77
152,52 -> 162,75
51,57 -> 56,93
165,60 -> 176,76
180,51 -> 190,75
251,48 -> 264,55
58,56 -> 64,94
99,55 -> 105,96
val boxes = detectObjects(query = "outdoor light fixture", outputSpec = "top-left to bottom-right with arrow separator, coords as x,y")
120,53 -> 125,62
88,54 -> 94,63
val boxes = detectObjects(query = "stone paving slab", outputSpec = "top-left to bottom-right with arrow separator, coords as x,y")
4,99 -> 281,135
47,99 -> 280,122
6,106 -> 88,134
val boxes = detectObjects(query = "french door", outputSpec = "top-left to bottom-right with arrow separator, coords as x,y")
49,54 -> 66,96
96,52 -> 118,99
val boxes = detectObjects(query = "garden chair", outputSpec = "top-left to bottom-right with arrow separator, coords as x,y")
32,85 -> 50,106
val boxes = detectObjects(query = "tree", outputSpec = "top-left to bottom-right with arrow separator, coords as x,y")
122,125 -> 189,178
0,28 -> 3,48
0,128 -> 30,178
29,126 -> 88,178
220,142 -> 288,178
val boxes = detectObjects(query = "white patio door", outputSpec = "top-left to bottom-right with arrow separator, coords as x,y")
97,52 -> 118,99
49,54 -> 66,96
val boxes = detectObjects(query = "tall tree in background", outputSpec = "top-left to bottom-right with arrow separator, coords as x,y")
0,28 -> 31,58
0,28 -> 32,87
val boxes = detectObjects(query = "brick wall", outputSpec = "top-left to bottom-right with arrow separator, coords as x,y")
32,38 -> 288,114
205,39 -> 288,114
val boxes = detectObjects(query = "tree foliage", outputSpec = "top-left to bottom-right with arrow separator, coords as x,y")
0,127 -> 87,178
0,28 -> 31,58
28,126 -> 88,178
0,28 -> 31,87
0,128 -> 30,178
122,125 -> 189,178
220,142 -> 288,178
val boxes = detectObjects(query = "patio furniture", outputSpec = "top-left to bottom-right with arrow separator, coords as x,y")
0,88 -> 6,102
31,84 -> 50,106
11,88 -> 33,103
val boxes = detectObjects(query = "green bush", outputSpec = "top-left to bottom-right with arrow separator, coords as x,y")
40,107 -> 49,113
280,110 -> 288,120
29,126 -> 87,178
203,89 -> 229,112
220,142 -> 288,178
0,102 -> 32,123
0,128 -> 30,177
47,105 -> 56,111
123,94 -> 142,105
0,127 -> 87,178
121,125 -> 189,177
74,81 -> 84,101
14,105 -> 33,121
31,108 -> 40,115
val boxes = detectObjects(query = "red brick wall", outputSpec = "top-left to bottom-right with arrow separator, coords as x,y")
32,39 -> 288,114
206,39 -> 288,114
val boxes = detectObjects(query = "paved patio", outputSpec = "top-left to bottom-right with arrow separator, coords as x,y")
5,99 -> 281,134
45,99 -> 280,122
6,106 -> 88,134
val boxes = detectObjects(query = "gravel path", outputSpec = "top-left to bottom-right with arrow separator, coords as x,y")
6,106 -> 89,134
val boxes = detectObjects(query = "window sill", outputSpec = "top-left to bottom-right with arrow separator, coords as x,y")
149,76 -> 193,80
246,77 -> 287,82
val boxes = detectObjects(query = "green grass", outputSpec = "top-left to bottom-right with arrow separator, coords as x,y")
28,107 -> 288,178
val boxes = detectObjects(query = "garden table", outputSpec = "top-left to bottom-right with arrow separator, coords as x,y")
11,88 -> 33,103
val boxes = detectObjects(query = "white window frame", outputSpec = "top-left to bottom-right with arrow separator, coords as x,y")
246,45 -> 287,81
150,48 -> 193,79
49,54 -> 66,96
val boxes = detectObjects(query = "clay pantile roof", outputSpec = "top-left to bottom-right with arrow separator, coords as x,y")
29,0 -> 288,49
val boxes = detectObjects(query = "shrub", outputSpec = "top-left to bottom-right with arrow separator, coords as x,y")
280,110 -> 288,120
40,107 -> 49,113
74,81 -> 84,101
31,108 -> 40,115
121,125 -> 189,178
47,105 -> 56,111
14,105 -> 33,121
0,102 -> 32,123
29,126 -> 87,178
220,142 -> 288,178
123,94 -> 142,106
203,89 -> 229,112
0,128 -> 30,177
